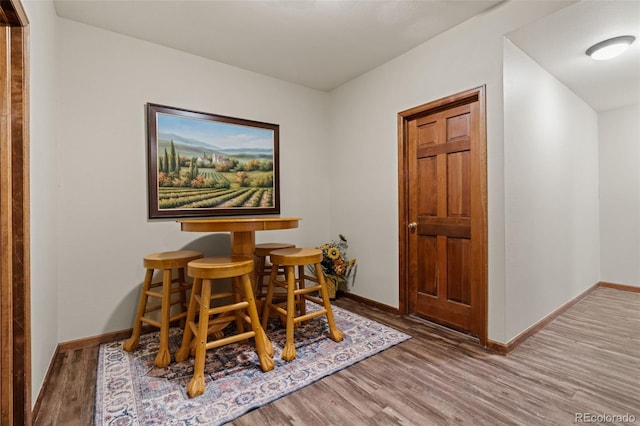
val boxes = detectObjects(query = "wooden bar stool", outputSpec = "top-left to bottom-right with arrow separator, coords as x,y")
123,250 -> 203,368
261,248 -> 344,361
254,242 -> 295,306
175,256 -> 275,398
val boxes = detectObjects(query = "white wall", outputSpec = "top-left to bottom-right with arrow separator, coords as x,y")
599,104 -> 640,287
57,19 -> 331,341
329,1 -> 569,342
21,0 -> 632,409
23,0 -> 59,407
503,40 -> 600,340
28,1 -> 614,406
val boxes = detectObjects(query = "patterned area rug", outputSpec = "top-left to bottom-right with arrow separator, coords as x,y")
95,302 -> 411,425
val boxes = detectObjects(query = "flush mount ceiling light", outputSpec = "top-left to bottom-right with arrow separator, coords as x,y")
586,35 -> 636,60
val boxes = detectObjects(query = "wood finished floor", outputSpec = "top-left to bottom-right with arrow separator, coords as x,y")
34,287 -> 639,425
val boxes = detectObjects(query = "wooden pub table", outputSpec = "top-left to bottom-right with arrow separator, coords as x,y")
177,217 -> 301,352
177,217 -> 301,256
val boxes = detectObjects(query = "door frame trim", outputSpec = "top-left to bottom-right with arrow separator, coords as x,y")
397,86 -> 487,346
1,0 -> 31,424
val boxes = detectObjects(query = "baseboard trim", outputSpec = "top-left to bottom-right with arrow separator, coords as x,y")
33,327 -> 134,420
485,339 -> 508,355
31,345 -> 62,422
33,325 -> 153,420
341,292 -> 399,315
52,282 -> 637,353
486,282 -> 601,355
58,329 -> 131,352
57,325 -> 157,352
49,292 -> 400,352
599,281 -> 640,293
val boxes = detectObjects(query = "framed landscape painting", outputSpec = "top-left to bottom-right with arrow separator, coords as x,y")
146,103 -> 280,219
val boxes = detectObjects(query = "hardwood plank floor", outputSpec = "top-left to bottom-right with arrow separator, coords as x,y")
34,287 -> 639,425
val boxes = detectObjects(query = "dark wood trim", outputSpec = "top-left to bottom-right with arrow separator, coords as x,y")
32,326 -> 152,421
400,91 -> 480,120
1,27 -> 14,425
0,0 -> 29,26
57,326 -> 155,352
486,282 -> 601,355
341,292 -> 399,315
58,330 -> 133,352
397,112 -> 409,316
485,339 -> 509,355
11,23 -> 30,426
30,345 -> 61,421
598,281 -> 640,293
473,85 -> 488,347
0,1 -> 30,424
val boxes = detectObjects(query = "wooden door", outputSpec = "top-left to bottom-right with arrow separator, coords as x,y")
398,87 -> 487,344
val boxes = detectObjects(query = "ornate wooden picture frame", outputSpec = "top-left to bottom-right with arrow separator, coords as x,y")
147,103 -> 280,219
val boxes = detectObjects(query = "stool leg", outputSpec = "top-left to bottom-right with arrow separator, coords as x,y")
297,264 -> 307,318
282,265 -> 298,361
123,268 -> 154,352
187,278 -> 212,398
316,264 -> 344,343
153,268 -> 173,368
177,267 -> 189,328
254,255 -> 266,300
233,277 -> 245,336
175,277 -> 202,362
261,265 -> 279,331
240,273 -> 274,372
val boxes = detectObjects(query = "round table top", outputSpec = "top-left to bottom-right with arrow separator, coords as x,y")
177,217 -> 301,232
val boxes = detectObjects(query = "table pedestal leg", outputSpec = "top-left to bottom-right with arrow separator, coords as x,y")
230,231 -> 265,341
230,231 -> 255,256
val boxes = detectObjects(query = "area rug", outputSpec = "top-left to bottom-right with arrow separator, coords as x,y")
95,302 -> 411,425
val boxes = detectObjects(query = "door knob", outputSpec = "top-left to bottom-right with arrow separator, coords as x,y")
408,222 -> 417,231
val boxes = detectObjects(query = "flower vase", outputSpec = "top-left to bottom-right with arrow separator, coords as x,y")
324,276 -> 337,299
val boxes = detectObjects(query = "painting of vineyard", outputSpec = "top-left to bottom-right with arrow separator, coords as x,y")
147,104 -> 279,218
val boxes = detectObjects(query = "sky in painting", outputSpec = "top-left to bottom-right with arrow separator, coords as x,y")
158,113 -> 274,150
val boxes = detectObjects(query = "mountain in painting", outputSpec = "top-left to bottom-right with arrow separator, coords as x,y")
158,132 -> 272,160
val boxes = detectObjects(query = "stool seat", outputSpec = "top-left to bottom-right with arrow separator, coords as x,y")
124,250 -> 203,368
269,247 -> 322,265
188,256 -> 254,279
254,242 -> 296,257
176,256 -> 274,398
144,250 -> 204,269
262,247 -> 343,361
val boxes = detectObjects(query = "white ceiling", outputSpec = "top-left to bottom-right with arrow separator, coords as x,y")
52,0 -> 640,112
52,0 -> 503,91
54,0 -> 499,91
508,0 -> 640,112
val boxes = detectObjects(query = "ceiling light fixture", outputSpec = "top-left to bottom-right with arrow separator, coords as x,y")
586,35 -> 636,60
